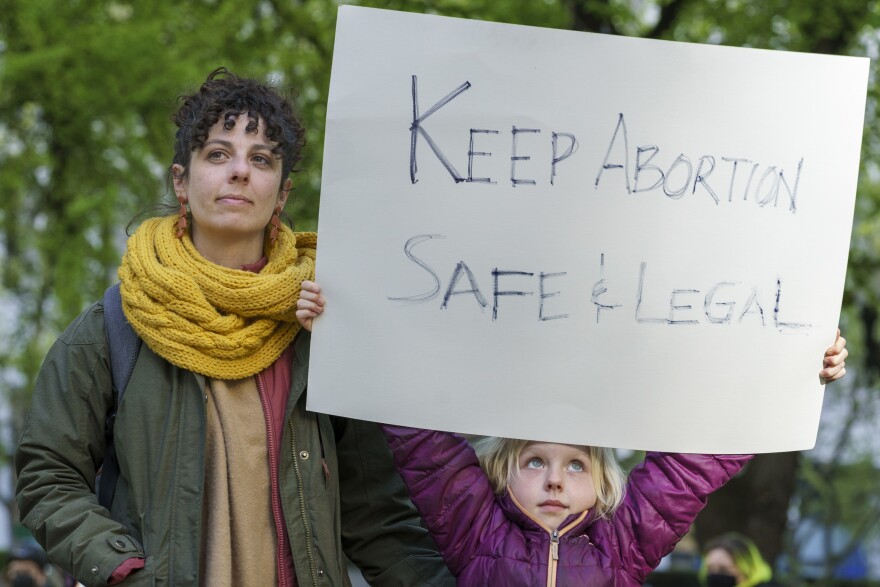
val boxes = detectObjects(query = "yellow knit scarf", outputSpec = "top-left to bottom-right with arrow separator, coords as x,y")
117,215 -> 316,380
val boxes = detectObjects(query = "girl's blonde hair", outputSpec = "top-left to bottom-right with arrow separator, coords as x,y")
474,437 -> 626,519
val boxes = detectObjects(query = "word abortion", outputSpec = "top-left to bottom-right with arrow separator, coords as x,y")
409,77 -> 803,213
388,235 -> 811,333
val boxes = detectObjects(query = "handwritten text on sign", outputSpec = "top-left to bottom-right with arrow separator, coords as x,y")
307,6 -> 868,453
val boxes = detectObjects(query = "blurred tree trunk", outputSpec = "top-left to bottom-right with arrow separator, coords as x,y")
694,453 -> 800,563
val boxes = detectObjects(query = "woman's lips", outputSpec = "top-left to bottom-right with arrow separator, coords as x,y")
217,194 -> 251,204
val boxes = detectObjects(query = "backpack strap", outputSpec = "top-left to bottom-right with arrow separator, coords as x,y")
99,283 -> 142,510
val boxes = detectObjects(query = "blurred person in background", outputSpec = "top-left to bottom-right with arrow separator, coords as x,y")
700,532 -> 782,587
4,541 -> 49,587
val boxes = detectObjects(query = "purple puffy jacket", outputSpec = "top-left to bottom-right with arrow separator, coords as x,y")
382,425 -> 751,587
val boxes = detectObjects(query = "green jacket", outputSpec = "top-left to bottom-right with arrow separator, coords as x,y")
15,301 -> 453,587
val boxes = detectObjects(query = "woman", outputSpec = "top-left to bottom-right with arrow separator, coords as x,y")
700,533 -> 781,587
15,68 -> 452,587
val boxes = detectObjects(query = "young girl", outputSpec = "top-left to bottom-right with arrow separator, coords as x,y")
296,281 -> 847,586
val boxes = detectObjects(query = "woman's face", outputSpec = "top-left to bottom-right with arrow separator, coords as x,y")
705,548 -> 745,584
173,113 -> 289,264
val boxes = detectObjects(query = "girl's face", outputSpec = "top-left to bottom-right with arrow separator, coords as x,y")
705,548 -> 745,585
508,442 -> 597,530
173,113 -> 289,265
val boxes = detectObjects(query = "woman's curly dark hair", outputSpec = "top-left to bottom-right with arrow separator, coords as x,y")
171,67 -> 305,187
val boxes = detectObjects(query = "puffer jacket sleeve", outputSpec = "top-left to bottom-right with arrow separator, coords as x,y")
606,452 -> 752,583
333,418 -> 455,586
380,425 -> 508,576
15,303 -> 144,587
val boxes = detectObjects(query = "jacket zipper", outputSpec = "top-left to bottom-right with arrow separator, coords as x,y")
547,529 -> 559,587
290,419 -> 319,585
507,491 -> 588,587
257,374 -> 288,587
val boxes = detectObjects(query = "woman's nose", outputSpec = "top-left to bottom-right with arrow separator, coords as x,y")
229,155 -> 250,182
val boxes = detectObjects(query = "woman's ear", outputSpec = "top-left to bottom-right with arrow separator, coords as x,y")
278,178 -> 293,207
172,164 -> 187,199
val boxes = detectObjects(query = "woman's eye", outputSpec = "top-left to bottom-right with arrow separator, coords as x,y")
568,461 -> 585,472
253,154 -> 271,165
525,458 -> 543,469
207,150 -> 225,160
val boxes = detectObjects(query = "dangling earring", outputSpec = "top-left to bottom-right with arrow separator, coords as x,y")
269,205 -> 282,246
175,195 -> 188,239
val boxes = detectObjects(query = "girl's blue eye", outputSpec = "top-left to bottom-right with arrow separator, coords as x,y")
568,461 -> 585,472
526,458 -> 543,469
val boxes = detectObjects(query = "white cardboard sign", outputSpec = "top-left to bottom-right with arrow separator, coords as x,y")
307,6 -> 868,453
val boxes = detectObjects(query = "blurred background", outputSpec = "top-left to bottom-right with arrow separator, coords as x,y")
0,1 -> 878,585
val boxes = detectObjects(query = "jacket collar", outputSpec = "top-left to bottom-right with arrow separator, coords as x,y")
500,488 -> 597,538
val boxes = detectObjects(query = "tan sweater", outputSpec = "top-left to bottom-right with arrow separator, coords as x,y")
199,376 -> 276,586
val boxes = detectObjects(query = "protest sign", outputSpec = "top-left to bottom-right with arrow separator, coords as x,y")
307,6 -> 868,453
